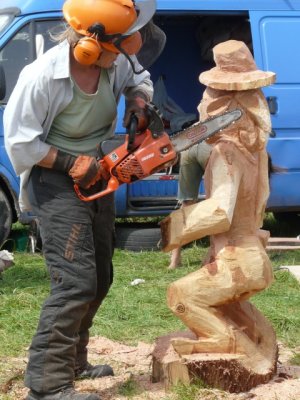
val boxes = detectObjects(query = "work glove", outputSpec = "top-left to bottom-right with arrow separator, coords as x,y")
52,150 -> 109,189
123,93 -> 151,132
69,155 -> 109,189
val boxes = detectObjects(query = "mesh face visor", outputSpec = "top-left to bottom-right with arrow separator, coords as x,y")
118,0 -> 168,73
136,20 -> 166,69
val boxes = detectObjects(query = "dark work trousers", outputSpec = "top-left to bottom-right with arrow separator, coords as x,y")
25,166 -> 115,394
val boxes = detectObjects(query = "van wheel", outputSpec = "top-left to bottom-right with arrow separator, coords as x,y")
115,223 -> 162,251
28,219 -> 43,253
0,188 -> 13,247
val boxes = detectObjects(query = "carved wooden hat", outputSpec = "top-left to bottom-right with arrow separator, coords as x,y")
199,40 -> 276,90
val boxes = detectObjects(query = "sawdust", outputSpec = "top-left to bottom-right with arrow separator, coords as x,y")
1,337 -> 300,400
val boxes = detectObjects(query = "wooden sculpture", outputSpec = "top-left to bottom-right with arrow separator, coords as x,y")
153,40 -> 278,392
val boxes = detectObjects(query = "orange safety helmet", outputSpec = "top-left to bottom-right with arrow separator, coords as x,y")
63,0 -> 156,66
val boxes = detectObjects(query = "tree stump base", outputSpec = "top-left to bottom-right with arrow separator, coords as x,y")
152,330 -> 277,393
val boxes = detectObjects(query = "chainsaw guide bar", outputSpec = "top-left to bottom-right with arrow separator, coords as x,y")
170,109 -> 242,153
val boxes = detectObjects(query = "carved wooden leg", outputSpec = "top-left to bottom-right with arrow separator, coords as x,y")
168,247 -> 182,269
167,251 -> 274,358
167,271 -> 237,354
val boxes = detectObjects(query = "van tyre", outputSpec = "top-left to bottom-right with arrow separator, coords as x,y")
115,223 -> 162,251
28,219 -> 43,253
0,188 -> 13,247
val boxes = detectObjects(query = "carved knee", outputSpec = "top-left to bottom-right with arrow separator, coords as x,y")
167,282 -> 187,316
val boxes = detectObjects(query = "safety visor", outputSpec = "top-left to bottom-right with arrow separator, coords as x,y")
124,0 -> 157,36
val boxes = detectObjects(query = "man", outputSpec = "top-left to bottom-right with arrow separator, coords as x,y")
4,0 -> 157,399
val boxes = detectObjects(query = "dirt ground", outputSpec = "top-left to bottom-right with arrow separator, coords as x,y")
1,337 -> 300,400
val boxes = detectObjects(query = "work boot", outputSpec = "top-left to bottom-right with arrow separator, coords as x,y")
75,362 -> 114,379
26,387 -> 101,399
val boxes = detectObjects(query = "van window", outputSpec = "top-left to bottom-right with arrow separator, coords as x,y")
0,14 -> 13,35
0,19 -> 64,103
35,20 -> 66,55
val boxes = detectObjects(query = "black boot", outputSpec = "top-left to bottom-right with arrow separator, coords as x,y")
75,362 -> 114,379
26,387 -> 101,399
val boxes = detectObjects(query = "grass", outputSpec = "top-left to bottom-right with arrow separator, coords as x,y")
0,244 -> 299,356
0,246 -> 200,358
0,214 -> 300,398
117,376 -> 141,397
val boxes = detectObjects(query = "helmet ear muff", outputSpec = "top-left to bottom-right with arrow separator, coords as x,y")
120,31 -> 142,55
73,37 -> 102,65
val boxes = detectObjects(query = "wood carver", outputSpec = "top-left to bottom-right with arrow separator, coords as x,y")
152,40 -> 278,393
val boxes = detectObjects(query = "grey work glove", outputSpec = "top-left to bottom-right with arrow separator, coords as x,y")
53,150 -> 109,189
123,92 -> 151,132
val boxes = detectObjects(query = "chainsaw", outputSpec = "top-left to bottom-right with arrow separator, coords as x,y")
74,104 -> 242,201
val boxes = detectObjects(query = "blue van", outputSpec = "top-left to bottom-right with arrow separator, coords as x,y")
1,0 -> 300,245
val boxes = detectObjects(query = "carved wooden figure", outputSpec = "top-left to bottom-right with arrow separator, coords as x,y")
153,40 -> 277,392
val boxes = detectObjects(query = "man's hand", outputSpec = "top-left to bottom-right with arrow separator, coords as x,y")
123,93 -> 150,132
51,149 -> 109,189
69,156 -> 109,189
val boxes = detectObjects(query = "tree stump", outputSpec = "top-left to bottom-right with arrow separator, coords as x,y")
152,300 -> 278,393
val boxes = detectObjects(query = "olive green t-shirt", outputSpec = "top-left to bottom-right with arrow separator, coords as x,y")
46,69 -> 117,157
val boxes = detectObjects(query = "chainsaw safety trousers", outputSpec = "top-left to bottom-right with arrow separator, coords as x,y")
25,166 -> 115,395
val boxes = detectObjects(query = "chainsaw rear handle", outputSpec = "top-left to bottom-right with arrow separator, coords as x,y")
74,175 -> 120,201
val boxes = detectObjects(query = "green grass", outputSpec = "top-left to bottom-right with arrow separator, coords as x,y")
1,216 -> 300,399
0,244 -> 299,358
171,378 -> 212,400
117,376 -> 141,397
251,269 -> 300,347
0,246 -> 201,358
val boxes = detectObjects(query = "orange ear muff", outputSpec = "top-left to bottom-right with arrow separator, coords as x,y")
73,37 -> 102,65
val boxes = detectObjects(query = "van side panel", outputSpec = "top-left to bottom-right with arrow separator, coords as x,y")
157,1 -> 300,12
2,0 -> 300,15
250,11 -> 300,211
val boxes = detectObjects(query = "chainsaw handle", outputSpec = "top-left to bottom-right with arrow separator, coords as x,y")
74,175 -> 120,202
127,114 -> 138,151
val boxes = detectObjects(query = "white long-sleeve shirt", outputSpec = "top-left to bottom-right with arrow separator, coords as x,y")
4,40 -> 153,211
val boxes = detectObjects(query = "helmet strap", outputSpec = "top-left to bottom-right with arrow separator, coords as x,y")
114,39 -> 146,75
88,23 -> 122,43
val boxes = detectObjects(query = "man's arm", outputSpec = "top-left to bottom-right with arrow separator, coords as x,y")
4,70 -> 52,176
37,147 -> 58,168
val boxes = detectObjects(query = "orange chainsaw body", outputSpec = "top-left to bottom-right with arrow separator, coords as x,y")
75,128 -> 177,201
108,128 -> 176,182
